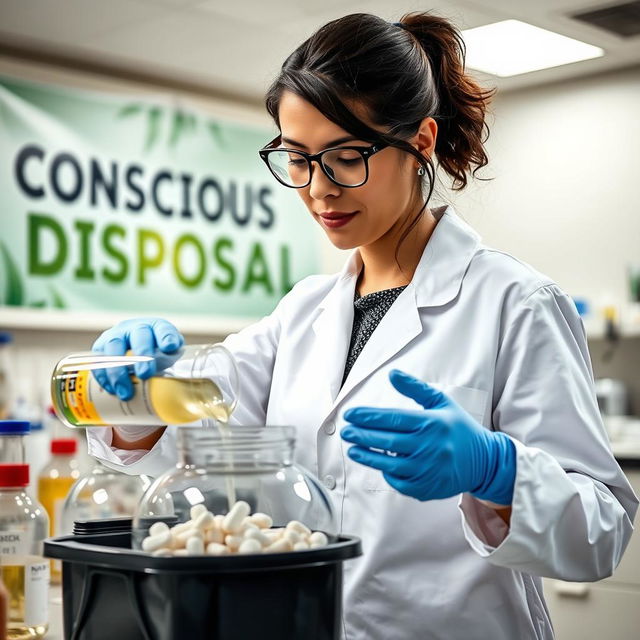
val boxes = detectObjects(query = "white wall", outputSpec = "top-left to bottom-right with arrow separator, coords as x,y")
2,55 -> 640,413
448,66 -> 640,316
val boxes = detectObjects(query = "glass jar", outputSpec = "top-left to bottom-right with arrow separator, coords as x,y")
0,464 -> 49,639
0,420 -> 30,464
132,426 -> 337,551
50,344 -> 239,428
60,462 -> 152,534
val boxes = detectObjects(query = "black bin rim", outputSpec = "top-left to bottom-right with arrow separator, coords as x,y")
44,531 -> 362,574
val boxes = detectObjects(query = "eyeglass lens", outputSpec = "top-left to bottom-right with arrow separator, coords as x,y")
267,149 -> 367,187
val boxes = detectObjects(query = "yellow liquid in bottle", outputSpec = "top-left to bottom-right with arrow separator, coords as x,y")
51,370 -> 231,427
1,562 -> 49,640
149,377 -> 231,424
37,475 -> 76,584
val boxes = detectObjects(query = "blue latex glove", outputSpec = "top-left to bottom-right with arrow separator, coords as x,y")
91,317 -> 184,401
341,369 -> 516,505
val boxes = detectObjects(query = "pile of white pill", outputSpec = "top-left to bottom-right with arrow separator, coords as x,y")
141,500 -> 329,557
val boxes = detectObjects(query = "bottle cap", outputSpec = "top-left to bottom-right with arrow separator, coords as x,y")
0,463 -> 29,487
0,420 -> 31,435
51,438 -> 78,455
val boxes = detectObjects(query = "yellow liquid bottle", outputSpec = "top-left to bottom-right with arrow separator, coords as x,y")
0,464 -> 49,639
50,344 -> 238,429
37,439 -> 81,584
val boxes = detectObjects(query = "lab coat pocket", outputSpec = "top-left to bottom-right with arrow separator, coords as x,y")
361,383 -> 490,492
438,384 -> 489,426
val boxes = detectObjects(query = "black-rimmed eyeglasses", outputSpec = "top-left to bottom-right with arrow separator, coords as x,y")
258,136 -> 387,189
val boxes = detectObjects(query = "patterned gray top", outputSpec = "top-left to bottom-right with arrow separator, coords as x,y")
341,285 -> 408,386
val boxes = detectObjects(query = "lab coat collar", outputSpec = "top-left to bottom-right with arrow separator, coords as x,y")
311,204 -> 481,412
320,204 -> 482,311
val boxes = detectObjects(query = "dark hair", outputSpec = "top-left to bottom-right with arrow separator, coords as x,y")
265,12 -> 495,259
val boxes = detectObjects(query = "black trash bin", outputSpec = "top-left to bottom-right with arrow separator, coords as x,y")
44,519 -> 361,640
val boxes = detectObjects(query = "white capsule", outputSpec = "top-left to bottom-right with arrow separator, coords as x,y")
262,529 -> 284,544
190,504 -> 208,519
205,527 -> 224,545
186,536 -> 205,556
152,547 -> 173,557
241,523 -> 260,536
243,527 -> 270,547
293,541 -> 310,551
225,534 -> 243,552
238,538 -> 262,554
170,521 -> 193,536
309,531 -> 329,547
193,511 -> 215,531
283,529 -> 302,545
286,520 -> 311,537
142,530 -> 172,552
206,542 -> 229,556
173,549 -> 189,556
148,522 -> 170,537
213,514 -> 225,529
264,538 -> 293,553
223,501 -> 251,533
250,513 -> 273,529
175,528 -> 203,545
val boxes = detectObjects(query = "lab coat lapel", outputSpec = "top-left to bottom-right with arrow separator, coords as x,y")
311,205 -> 481,417
310,252 -> 360,413
335,284 -> 422,405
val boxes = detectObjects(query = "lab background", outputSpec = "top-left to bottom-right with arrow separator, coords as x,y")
0,1 -> 639,638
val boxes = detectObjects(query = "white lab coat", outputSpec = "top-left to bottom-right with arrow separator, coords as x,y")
88,204 -> 638,640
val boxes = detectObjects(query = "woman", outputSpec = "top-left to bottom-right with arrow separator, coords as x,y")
88,12 -> 637,639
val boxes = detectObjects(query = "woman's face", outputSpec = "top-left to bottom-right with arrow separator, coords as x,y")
277,91 -> 430,251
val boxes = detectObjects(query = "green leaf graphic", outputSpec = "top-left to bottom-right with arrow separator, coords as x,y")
30,301 -> 46,308
0,242 -> 24,306
169,110 -> 186,148
117,103 -> 144,118
49,286 -> 66,309
208,121 -> 225,149
144,107 -> 163,152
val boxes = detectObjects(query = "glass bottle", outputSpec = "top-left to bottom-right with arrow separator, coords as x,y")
37,439 -> 81,584
132,426 -> 338,550
0,463 -> 49,640
0,421 -> 30,464
24,413 -> 51,482
50,344 -> 239,428
60,462 -> 152,534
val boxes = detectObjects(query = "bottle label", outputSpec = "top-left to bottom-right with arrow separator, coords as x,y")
24,560 -> 49,626
59,369 -> 165,426
0,530 -> 28,557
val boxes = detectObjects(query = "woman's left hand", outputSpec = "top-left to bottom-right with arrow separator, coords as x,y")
341,369 -> 516,504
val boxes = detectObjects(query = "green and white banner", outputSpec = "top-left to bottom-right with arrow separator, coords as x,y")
0,75 -> 320,321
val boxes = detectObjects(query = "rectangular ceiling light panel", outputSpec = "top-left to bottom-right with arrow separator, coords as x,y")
461,20 -> 604,77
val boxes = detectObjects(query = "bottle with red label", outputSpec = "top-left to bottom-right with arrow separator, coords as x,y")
37,439 -> 81,584
0,463 -> 49,639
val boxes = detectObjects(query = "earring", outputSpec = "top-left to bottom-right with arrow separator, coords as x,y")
417,166 -> 425,176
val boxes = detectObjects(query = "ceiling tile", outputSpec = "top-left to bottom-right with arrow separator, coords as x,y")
0,0 -> 161,42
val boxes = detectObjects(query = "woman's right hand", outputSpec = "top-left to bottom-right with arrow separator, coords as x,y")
92,317 -> 184,401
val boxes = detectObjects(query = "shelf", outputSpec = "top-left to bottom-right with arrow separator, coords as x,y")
0,307 -> 255,337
